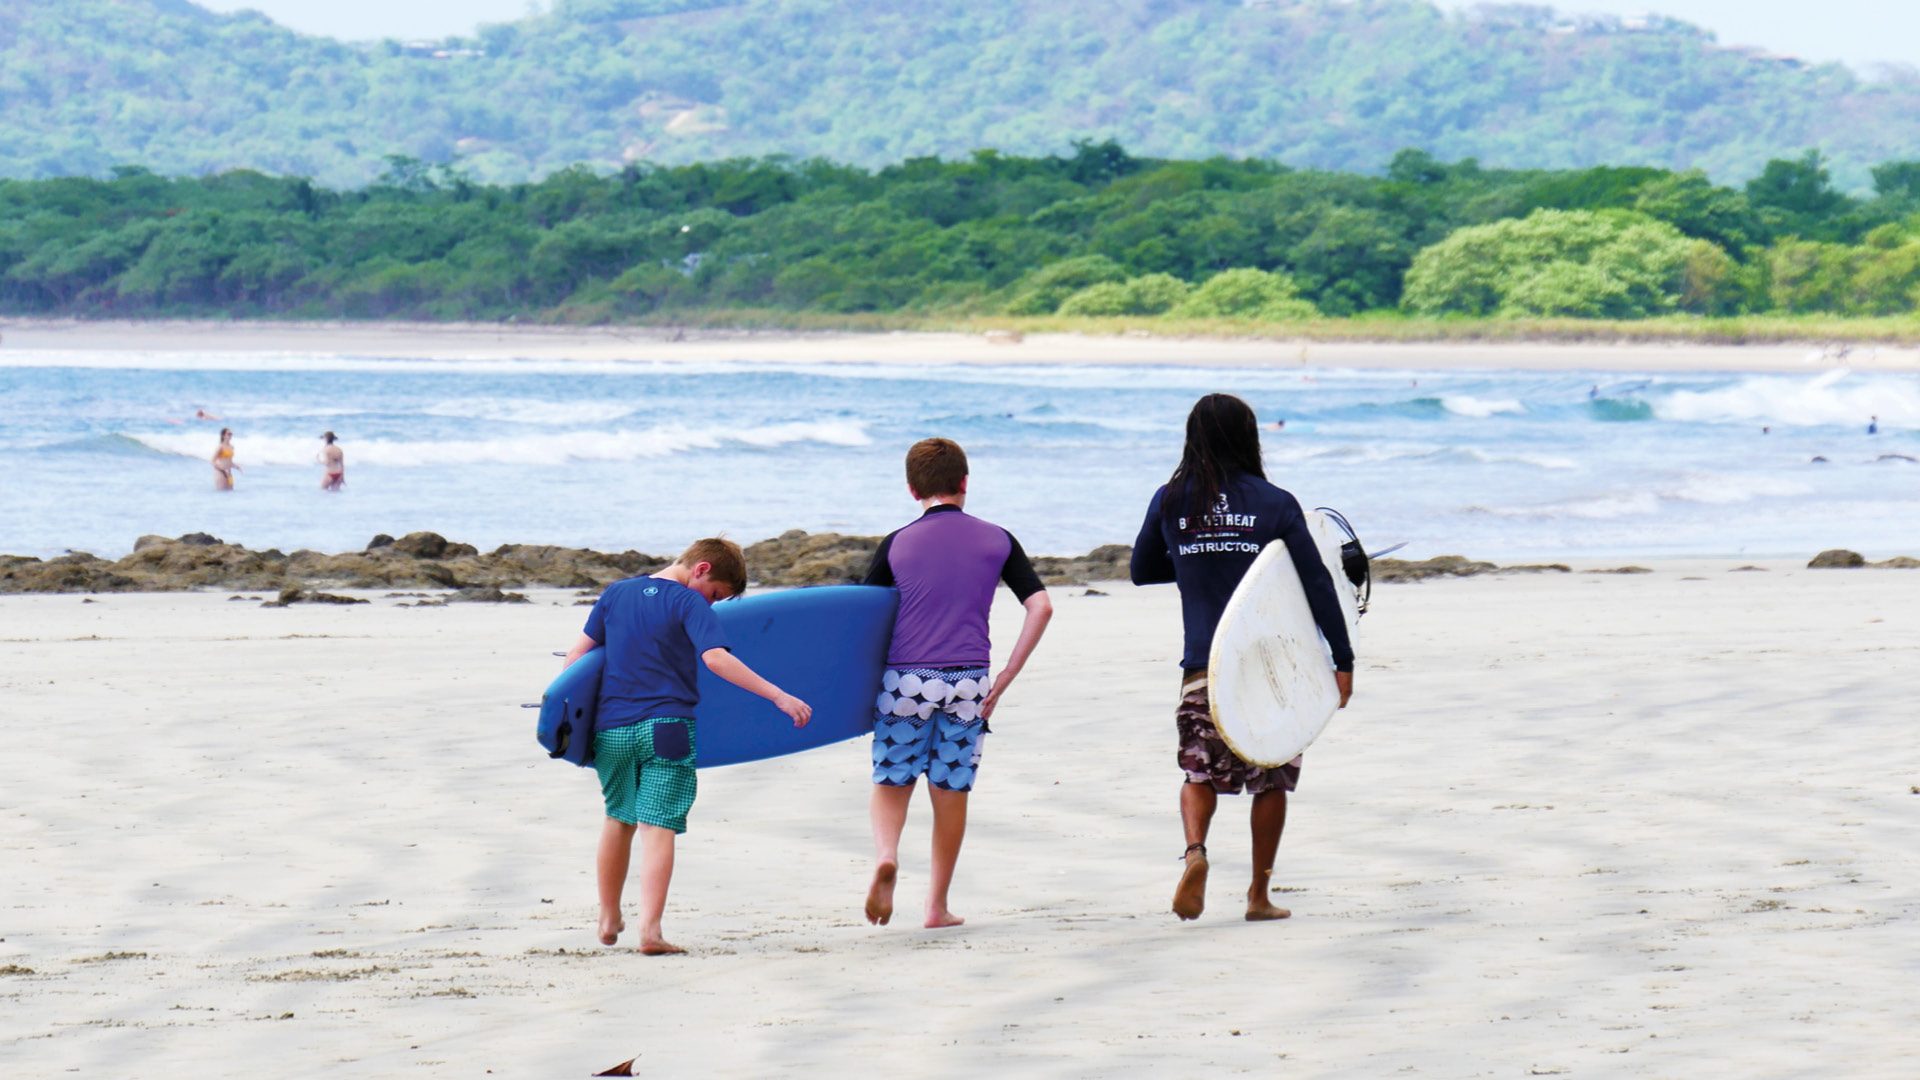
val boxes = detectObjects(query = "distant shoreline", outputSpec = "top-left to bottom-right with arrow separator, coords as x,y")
7,316 -> 1920,373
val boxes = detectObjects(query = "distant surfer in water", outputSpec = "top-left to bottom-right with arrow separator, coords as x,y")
560,539 -> 812,954
860,437 -> 1053,930
318,431 -> 345,491
1130,393 -> 1354,922
1868,415 -> 1879,435
211,428 -> 238,491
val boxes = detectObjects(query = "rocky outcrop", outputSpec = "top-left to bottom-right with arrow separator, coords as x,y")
0,530 -> 1131,594
1809,549 -> 1867,568
1808,549 -> 1919,569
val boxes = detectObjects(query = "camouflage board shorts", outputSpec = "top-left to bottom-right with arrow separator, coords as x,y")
1176,669 -> 1301,795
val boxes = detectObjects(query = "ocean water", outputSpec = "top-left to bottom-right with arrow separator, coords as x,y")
1,351 -> 1914,561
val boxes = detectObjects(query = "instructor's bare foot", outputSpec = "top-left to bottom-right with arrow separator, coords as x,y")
1172,848 -> 1209,921
598,913 -> 626,946
924,908 -> 965,929
865,860 -> 898,926
638,937 -> 686,956
1245,894 -> 1292,921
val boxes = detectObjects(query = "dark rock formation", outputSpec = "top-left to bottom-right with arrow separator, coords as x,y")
1808,549 -> 1866,568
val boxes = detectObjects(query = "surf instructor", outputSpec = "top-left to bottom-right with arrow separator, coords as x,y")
1130,393 -> 1354,923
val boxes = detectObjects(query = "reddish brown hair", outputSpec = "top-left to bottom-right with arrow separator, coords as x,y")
676,537 -> 747,597
905,437 -> 968,499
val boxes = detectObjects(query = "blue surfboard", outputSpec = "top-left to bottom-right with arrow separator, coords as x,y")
535,585 -> 897,769
537,648 -> 604,766
695,585 -> 897,767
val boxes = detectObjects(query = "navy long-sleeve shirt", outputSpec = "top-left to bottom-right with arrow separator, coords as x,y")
1130,474 -> 1355,673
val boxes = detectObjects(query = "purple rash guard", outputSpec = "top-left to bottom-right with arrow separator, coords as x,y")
863,505 -> 1047,668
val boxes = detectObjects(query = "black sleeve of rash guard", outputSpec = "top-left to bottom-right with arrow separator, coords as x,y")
1275,499 -> 1356,673
862,532 -> 897,587
1000,532 -> 1046,602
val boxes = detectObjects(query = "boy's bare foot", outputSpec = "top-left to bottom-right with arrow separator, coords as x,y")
924,909 -> 965,929
1172,846 -> 1208,921
1245,895 -> 1292,921
865,860 -> 898,926
638,938 -> 686,956
598,914 -> 626,946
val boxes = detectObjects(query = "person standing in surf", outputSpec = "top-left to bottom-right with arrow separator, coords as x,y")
1130,393 -> 1354,922
861,437 -> 1053,929
318,431 -> 345,491
211,428 -> 238,491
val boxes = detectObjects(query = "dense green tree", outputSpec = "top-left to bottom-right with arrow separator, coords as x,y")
1402,209 -> 1737,318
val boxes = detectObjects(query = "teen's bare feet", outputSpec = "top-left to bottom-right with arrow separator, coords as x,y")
639,937 -> 686,956
599,913 -> 626,946
1245,894 -> 1292,921
865,860 -> 898,926
1172,845 -> 1209,921
924,909 -> 965,929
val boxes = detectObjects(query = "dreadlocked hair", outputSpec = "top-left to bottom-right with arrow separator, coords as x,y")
1163,393 -> 1265,530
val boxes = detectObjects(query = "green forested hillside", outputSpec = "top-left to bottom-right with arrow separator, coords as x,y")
5,0 -> 1920,189
8,146 -> 1920,323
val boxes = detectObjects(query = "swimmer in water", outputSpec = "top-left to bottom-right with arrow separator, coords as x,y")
319,431 -> 345,491
212,428 -> 238,491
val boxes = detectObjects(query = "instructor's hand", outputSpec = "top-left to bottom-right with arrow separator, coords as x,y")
776,692 -> 812,728
1335,671 -> 1353,709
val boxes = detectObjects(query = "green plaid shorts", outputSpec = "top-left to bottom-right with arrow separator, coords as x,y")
593,718 -> 698,834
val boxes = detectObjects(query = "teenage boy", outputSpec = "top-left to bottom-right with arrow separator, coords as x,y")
860,438 -> 1053,929
561,538 -> 812,955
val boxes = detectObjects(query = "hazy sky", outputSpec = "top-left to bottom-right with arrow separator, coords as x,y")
195,1 -> 1914,70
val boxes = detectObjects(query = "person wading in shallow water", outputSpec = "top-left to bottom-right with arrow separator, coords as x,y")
319,431 -> 345,491
211,428 -> 238,491
1129,393 -> 1354,923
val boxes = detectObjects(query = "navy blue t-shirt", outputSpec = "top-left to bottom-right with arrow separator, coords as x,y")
1130,474 -> 1355,674
582,576 -> 731,732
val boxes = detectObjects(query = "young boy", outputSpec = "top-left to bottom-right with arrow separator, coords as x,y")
560,538 -> 811,955
860,438 -> 1053,929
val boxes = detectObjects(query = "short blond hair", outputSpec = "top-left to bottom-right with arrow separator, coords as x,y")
677,537 -> 747,597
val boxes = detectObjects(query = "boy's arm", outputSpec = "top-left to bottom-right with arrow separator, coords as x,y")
861,532 -> 897,587
979,589 -> 1052,721
702,648 -> 813,727
561,633 -> 599,668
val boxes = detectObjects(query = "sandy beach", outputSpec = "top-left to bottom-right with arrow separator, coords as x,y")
3,563 -> 1916,1076
8,317 -> 1920,373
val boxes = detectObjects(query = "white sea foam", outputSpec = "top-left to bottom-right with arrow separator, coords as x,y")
419,398 -> 642,425
1479,473 -> 1811,520
126,420 -> 871,467
1654,370 -> 1920,429
1438,394 -> 1527,418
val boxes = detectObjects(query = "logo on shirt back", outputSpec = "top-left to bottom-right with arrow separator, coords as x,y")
1177,489 -> 1262,555
643,586 -> 659,597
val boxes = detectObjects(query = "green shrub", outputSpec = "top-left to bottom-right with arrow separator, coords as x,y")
1057,272 -> 1192,316
1172,268 -> 1318,320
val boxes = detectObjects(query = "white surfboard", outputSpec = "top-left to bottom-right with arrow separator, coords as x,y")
1206,510 -> 1362,767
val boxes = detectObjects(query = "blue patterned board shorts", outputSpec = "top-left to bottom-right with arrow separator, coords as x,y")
871,666 -> 991,791
594,717 -> 698,834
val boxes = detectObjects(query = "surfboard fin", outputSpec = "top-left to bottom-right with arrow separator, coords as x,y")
1314,507 -> 1372,617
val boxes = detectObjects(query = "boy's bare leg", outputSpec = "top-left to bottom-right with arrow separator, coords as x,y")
633,824 -> 684,955
596,818 -> 637,945
1246,788 -> 1291,921
925,786 -> 969,928
1173,782 -> 1216,920
866,782 -> 912,925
